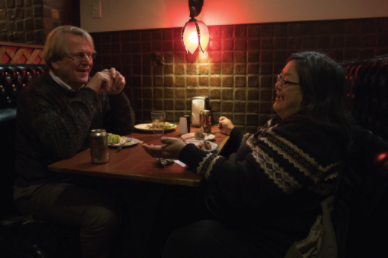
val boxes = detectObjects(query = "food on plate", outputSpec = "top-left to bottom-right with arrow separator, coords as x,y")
107,133 -> 133,146
195,127 -> 205,140
145,122 -> 176,129
197,141 -> 212,151
107,133 -> 120,144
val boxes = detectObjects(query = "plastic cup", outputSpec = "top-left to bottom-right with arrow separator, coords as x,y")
179,117 -> 188,135
151,111 -> 166,137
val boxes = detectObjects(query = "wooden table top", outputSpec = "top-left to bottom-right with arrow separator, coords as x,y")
48,125 -> 228,187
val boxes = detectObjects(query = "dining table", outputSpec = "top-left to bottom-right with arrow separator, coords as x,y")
48,125 -> 228,187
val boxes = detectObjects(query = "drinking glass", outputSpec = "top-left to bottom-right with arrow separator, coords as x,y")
151,111 -> 166,137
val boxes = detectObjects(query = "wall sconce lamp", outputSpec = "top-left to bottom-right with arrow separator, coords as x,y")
182,0 -> 209,55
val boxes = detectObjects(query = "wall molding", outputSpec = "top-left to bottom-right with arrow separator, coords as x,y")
0,42 -> 45,65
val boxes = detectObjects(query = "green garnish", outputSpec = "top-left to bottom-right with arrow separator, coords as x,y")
165,123 -> 176,129
108,133 -> 120,144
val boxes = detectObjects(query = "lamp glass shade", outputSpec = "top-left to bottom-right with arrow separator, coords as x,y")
182,20 -> 209,54
183,21 -> 199,55
197,21 -> 209,52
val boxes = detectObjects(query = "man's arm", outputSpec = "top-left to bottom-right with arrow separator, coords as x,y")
18,85 -> 100,160
103,91 -> 135,135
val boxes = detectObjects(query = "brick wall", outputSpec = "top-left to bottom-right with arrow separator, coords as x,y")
91,17 -> 388,132
0,0 -> 78,45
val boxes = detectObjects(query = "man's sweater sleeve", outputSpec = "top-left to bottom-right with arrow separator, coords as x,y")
103,91 -> 135,135
20,86 -> 100,160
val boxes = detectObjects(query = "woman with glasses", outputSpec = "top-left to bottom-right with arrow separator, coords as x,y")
143,51 -> 353,258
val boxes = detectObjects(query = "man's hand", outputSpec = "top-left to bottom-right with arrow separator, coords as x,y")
105,68 -> 126,96
142,137 -> 186,159
218,116 -> 234,136
86,69 -> 111,94
86,68 -> 125,95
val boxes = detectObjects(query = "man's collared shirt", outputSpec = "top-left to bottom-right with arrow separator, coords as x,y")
49,70 -> 85,92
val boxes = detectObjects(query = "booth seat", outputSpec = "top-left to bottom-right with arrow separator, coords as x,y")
0,64 -> 80,258
334,55 -> 388,258
0,65 -> 45,219
344,56 -> 388,141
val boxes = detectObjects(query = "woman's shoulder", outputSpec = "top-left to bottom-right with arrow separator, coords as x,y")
277,114 -> 316,126
268,115 -> 347,154
270,115 -> 320,135
275,115 -> 340,135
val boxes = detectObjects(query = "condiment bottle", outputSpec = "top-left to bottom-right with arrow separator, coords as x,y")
200,110 -> 212,133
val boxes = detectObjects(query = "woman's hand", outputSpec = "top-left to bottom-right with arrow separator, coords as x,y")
142,137 -> 186,159
218,116 -> 234,136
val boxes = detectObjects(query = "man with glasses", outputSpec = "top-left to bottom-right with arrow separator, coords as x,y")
13,26 -> 135,258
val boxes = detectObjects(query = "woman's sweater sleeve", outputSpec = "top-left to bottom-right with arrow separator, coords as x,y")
179,126 -> 246,169
179,143 -> 270,210
218,127 -> 246,159
179,117 -> 345,211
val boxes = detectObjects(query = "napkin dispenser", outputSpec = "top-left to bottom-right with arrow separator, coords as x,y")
191,96 -> 210,127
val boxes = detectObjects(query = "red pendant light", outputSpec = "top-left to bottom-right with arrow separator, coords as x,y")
182,0 -> 209,55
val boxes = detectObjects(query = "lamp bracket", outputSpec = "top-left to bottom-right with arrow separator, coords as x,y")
189,0 -> 203,18
151,53 -> 164,66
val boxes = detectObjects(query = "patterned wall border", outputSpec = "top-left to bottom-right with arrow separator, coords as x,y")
0,42 -> 45,65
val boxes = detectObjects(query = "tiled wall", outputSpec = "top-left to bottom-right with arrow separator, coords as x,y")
90,17 -> 388,132
0,0 -> 77,45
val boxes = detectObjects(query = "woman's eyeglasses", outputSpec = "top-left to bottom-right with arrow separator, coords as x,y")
276,74 -> 299,88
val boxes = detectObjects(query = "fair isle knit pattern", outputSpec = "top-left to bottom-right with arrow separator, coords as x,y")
242,132 -> 251,143
179,115 -> 347,207
196,154 -> 220,179
178,115 -> 348,254
251,144 -> 302,193
260,129 -> 340,182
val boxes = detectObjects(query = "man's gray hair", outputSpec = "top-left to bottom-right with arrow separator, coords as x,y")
43,26 -> 95,69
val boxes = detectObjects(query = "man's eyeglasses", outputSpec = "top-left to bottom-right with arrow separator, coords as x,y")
67,52 -> 97,61
276,74 -> 299,88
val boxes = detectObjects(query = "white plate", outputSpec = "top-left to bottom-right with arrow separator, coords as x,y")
193,141 -> 218,152
134,123 -> 177,133
181,133 -> 215,141
108,137 -> 140,148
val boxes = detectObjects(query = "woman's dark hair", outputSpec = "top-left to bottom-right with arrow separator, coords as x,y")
288,51 -> 353,136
